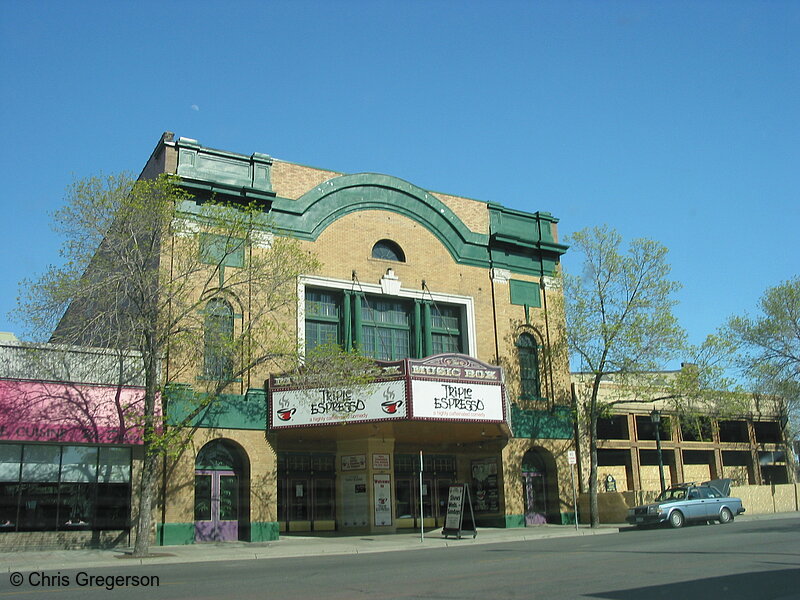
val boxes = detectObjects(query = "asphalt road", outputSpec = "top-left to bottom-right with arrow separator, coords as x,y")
2,517 -> 798,600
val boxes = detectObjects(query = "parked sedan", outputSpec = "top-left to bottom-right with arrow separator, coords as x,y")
626,479 -> 745,529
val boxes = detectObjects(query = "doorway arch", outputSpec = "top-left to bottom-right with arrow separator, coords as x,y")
521,448 -> 558,525
194,439 -> 249,542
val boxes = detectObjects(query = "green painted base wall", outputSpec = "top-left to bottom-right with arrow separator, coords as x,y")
157,522 -> 280,545
251,521 -> 280,542
560,512 -> 578,525
504,514 -> 525,528
157,523 -> 195,546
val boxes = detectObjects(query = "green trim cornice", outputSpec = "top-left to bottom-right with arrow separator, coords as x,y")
170,137 -> 568,274
270,173 -> 491,267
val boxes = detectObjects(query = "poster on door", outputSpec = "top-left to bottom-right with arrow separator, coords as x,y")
342,473 -> 368,527
373,474 -> 392,527
471,458 -> 500,512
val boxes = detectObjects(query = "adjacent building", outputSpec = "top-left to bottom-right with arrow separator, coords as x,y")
572,368 -> 793,495
0,340 -> 146,549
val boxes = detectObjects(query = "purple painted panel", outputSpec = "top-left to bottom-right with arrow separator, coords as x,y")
0,379 -> 151,444
195,470 -> 239,543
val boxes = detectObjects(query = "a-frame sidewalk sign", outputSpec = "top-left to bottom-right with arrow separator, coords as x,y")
442,483 -> 477,539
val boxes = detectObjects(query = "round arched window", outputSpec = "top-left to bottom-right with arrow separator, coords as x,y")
371,239 -> 405,262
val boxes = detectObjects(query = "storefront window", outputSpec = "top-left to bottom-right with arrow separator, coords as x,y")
61,446 -> 98,483
0,443 -> 131,533
0,445 -> 21,482
98,447 -> 131,483
22,445 -> 60,482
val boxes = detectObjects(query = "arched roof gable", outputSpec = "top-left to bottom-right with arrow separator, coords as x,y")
270,173 -> 490,266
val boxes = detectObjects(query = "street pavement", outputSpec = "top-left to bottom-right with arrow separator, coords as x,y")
1,511 -> 796,575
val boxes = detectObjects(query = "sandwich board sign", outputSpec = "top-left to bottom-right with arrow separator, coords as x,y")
442,483 -> 477,539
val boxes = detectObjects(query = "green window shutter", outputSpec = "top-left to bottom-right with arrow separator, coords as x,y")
509,280 -> 541,308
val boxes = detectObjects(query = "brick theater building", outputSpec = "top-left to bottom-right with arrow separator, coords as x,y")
17,133 -> 578,546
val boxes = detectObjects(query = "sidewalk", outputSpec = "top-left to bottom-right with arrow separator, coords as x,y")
2,524 -> 618,573
3,511 -> 797,574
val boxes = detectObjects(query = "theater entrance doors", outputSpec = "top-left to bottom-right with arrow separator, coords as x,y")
522,449 -> 553,525
194,440 -> 247,542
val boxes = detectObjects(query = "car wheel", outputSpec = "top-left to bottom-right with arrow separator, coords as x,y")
669,510 -> 685,529
719,508 -> 733,524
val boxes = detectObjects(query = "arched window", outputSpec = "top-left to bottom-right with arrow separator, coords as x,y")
204,298 -> 234,380
371,239 -> 405,262
516,333 -> 541,399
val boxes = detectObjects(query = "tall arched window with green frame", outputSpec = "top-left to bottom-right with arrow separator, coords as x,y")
204,298 -> 234,380
516,333 -> 541,400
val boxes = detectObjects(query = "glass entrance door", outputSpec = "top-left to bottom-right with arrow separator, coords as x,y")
194,470 -> 239,542
277,453 -> 337,532
523,470 -> 547,525
394,476 -> 452,527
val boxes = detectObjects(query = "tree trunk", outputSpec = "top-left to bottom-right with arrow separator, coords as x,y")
132,341 -> 160,556
133,448 -> 158,556
589,410 -> 599,528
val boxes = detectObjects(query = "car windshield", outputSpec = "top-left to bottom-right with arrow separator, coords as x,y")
657,487 -> 688,501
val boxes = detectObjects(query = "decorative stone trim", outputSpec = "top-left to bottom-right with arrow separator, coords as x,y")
491,268 -> 511,283
251,230 -> 273,249
380,268 -> 401,295
541,276 -> 561,290
172,218 -> 201,238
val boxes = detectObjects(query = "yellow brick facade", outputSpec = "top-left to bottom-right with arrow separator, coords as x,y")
144,133 -> 576,542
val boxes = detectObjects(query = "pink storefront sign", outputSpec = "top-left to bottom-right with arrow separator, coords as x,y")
0,379 -> 154,445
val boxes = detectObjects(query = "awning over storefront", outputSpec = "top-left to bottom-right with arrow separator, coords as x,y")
0,379 -> 149,444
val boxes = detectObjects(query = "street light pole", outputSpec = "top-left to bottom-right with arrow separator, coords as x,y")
650,409 -> 666,493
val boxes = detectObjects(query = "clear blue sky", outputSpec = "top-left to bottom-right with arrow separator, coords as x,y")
1,1 -> 797,358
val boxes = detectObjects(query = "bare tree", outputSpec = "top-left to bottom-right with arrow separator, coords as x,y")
14,173 -> 336,555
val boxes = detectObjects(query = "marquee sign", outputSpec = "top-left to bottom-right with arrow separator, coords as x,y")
268,354 -> 507,430
269,379 -> 407,429
410,379 -> 505,422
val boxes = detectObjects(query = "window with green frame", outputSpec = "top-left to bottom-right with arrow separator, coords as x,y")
303,287 -> 466,359
361,297 -> 411,360
305,289 -> 340,351
204,298 -> 234,379
516,333 -> 541,399
431,304 -> 461,354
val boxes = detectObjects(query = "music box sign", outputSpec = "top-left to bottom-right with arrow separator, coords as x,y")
407,354 -> 505,423
410,379 -> 504,422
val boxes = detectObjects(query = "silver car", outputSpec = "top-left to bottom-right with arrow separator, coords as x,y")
626,479 -> 745,529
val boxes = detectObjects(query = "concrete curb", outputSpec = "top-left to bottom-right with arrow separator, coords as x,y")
6,511 -> 797,574
2,526 -> 620,573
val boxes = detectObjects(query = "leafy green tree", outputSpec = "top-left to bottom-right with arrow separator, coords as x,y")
564,226 -> 685,527
727,277 -> 800,440
14,173 -> 366,555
